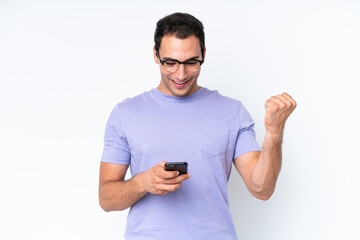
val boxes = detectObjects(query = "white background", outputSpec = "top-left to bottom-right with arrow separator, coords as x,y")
1,0 -> 359,239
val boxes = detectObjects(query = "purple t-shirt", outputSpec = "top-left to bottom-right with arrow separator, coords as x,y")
101,87 -> 261,240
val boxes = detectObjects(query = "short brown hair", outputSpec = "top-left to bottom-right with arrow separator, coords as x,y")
154,12 -> 205,58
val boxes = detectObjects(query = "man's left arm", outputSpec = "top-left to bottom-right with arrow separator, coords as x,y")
234,93 -> 297,200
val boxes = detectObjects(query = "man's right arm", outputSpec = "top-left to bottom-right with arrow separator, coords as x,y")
99,161 -> 191,212
99,162 -> 145,211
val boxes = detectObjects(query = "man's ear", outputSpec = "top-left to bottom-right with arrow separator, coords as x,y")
153,46 -> 159,64
202,46 -> 206,60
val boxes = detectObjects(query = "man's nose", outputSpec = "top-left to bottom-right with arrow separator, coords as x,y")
174,64 -> 188,80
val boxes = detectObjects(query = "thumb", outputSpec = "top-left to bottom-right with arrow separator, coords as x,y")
159,161 -> 167,169
264,103 -> 271,112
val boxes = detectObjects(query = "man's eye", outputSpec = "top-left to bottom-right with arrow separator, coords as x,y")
165,61 -> 177,66
186,61 -> 198,65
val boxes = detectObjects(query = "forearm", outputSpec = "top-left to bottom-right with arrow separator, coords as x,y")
250,131 -> 283,198
99,173 -> 147,212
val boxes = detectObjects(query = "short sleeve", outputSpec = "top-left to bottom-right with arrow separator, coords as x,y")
101,104 -> 131,165
233,103 -> 262,160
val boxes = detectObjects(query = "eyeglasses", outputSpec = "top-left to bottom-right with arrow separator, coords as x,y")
156,51 -> 204,73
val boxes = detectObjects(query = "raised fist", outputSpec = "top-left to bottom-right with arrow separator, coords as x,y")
264,92 -> 297,135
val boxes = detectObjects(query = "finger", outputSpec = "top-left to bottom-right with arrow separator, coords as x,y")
157,183 -> 182,193
275,94 -> 292,107
269,96 -> 287,109
281,92 -> 293,100
158,161 -> 167,169
155,173 -> 190,189
265,99 -> 275,108
265,99 -> 277,111
155,190 -> 168,195
158,169 -> 180,179
281,92 -> 297,108
163,173 -> 191,184
151,164 -> 178,179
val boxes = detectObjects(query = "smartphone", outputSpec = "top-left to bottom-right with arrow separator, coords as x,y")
164,162 -> 188,175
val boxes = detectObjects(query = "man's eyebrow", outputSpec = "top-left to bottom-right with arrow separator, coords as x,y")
162,56 -> 201,61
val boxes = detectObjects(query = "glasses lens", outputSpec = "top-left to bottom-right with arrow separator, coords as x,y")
164,61 -> 179,72
185,61 -> 201,72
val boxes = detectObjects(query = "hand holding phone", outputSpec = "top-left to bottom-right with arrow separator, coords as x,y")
136,161 -> 190,195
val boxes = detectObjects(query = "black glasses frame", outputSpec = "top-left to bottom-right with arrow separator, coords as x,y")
156,51 -> 204,66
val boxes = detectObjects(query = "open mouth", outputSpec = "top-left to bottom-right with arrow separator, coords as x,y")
171,78 -> 191,88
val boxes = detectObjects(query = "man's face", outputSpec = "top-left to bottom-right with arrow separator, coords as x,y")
153,35 -> 206,97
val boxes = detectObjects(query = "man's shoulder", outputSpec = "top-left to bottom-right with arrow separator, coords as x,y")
203,87 -> 243,108
115,89 -> 152,109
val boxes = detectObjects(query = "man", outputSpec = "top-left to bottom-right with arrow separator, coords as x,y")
99,12 -> 296,240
